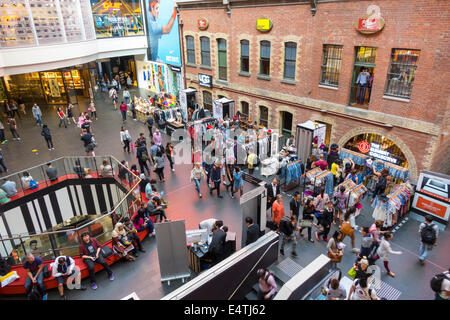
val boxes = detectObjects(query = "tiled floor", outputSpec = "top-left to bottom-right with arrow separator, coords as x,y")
0,89 -> 448,300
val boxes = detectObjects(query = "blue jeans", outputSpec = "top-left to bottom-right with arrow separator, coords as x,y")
419,242 -> 432,261
357,84 -> 368,104
138,219 -> 154,234
35,115 -> 42,126
194,179 -> 201,194
25,271 -> 45,294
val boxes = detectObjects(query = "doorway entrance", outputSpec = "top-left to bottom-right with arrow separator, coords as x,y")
349,46 -> 377,108
280,111 -> 293,146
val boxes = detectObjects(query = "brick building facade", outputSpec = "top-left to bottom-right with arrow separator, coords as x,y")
178,0 -> 450,179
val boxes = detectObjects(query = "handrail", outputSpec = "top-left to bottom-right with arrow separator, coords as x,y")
227,240 -> 279,300
0,156 -> 141,241
300,268 -> 341,300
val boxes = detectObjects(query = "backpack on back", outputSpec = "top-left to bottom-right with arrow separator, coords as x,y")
421,224 -> 437,245
430,273 -> 449,293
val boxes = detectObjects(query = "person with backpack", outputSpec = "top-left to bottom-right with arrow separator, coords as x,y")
256,268 -> 277,300
52,255 -> 86,299
136,141 -> 151,175
418,215 -> 439,265
41,124 -> 54,150
348,277 -> 378,300
146,112 -> 154,137
430,269 -> 450,300
279,215 -> 298,257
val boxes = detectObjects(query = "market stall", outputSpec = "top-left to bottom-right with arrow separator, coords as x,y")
295,121 -> 327,164
212,97 -> 235,122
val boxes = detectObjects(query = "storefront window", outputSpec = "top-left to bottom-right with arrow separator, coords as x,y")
344,133 -> 408,167
384,49 -> 420,99
91,0 -> 144,38
40,71 -> 67,104
3,73 -> 45,104
320,44 -> 343,87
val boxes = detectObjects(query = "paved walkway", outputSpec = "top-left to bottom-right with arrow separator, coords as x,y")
0,90 -> 448,300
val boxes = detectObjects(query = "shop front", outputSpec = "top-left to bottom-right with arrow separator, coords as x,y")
98,55 -> 137,88
1,63 -> 97,105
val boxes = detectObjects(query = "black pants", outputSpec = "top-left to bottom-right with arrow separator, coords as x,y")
0,129 -> 4,142
83,255 -> 113,284
147,126 -> 153,137
128,232 -> 143,251
10,129 -> 20,138
299,226 -> 312,240
0,158 -> 7,172
149,209 -> 167,222
210,181 -> 221,197
138,159 -> 150,175
123,140 -> 130,152
257,289 -> 274,300
318,224 -> 330,239
45,138 -> 54,149
11,109 -> 20,119
132,110 -> 136,119
167,156 -> 174,170
155,167 -> 164,181
91,111 -> 97,119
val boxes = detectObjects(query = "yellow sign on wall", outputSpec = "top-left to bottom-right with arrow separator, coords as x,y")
256,19 -> 273,32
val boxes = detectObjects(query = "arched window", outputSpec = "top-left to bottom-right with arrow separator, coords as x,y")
259,105 -> 269,127
241,101 -> 249,116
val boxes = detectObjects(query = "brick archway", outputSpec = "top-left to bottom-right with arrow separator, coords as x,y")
338,127 -> 418,180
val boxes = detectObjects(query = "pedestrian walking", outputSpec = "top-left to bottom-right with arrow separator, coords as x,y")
190,162 -> 206,198
66,103 -> 76,124
374,232 -> 402,277
17,96 -> 26,115
136,141 -> 151,175
418,215 -> 439,265
256,268 -> 277,300
87,100 -> 97,120
166,142 -> 174,172
32,103 -> 43,126
41,125 -> 54,150
340,206 -> 358,253
233,167 -> 244,197
154,151 -> 165,182
333,185 -> 348,226
209,160 -> 223,198
279,215 -> 298,257
327,231 -> 344,269
123,88 -> 131,105
10,100 -> 20,119
80,129 -> 96,157
0,148 -> 8,173
109,87 -> 117,109
120,126 -> 132,153
316,201 -> 334,242
81,117 -> 93,134
77,113 -> 85,128
299,198 -> 315,242
57,107 -> 68,128
146,112 -> 153,137
119,101 -> 127,122
430,269 -> 450,300
153,129 -> 162,146
130,99 -> 136,121
0,121 -> 6,144
7,116 -> 20,141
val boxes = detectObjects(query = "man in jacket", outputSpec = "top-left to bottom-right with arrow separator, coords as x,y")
136,141 -> 151,175
32,103 -> 42,126
266,178 -> 280,209
418,215 -> 439,265
208,226 -> 227,263
52,256 -> 86,299
245,217 -> 260,246
79,232 -> 114,290
271,194 -> 285,227
279,216 -> 298,256
146,112 -> 154,137
209,161 -> 223,198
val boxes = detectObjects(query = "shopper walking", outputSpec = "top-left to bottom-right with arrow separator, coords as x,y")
153,129 -> 162,146
166,142 -> 175,172
17,96 -> 26,115
299,198 -> 315,242
0,148 -> 8,173
57,107 -> 68,128
340,206 -> 358,253
130,99 -> 136,121
327,231 -> 344,269
418,215 -> 439,265
120,126 -> 132,153
66,103 -> 76,124
109,87 -> 117,109
233,167 -> 244,197
41,125 -> 54,150
374,232 -> 402,277
0,121 -> 6,144
146,112 -> 154,137
136,141 -> 151,175
154,151 -> 166,182
89,100 -> 97,120
119,101 -> 127,122
333,185 -> 348,226
123,88 -> 131,105
209,161 -> 223,198
279,215 -> 298,257
32,103 -> 42,126
7,116 -> 20,141
271,194 -> 285,228
80,129 -> 96,157
10,100 -> 20,119
77,113 -> 85,128
191,162 -> 207,198
317,201 -> 334,242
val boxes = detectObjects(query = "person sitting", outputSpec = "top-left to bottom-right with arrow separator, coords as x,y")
51,255 -> 86,300
146,197 -> 168,223
139,174 -> 151,194
111,223 -> 136,262
73,160 -> 86,178
78,232 -> 114,290
256,268 -> 277,300
118,160 -> 129,181
122,217 -> 146,256
0,187 -> 10,204
21,171 -> 34,190
45,162 -> 58,182
23,253 -> 47,299
1,178 -> 17,197
324,278 -> 347,300
132,206 -> 155,237
99,159 -> 113,177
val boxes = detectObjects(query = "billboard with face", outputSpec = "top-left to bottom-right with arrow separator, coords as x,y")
145,0 -> 181,66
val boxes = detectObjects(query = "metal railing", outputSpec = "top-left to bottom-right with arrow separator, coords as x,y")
0,155 -> 141,265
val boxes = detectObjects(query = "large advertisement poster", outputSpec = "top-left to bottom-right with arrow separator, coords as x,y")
136,60 -> 170,94
145,0 -> 181,66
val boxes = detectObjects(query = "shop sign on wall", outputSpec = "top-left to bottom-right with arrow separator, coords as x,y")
256,18 -> 273,32
355,5 -> 385,34
198,73 -> 212,88
368,143 -> 397,164
198,17 -> 209,30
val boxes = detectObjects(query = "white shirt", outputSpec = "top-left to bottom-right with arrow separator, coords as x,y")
51,256 -> 75,278
351,280 -> 378,300
199,218 -> 217,235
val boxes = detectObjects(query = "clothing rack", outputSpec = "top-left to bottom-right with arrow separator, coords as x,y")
281,159 -> 303,191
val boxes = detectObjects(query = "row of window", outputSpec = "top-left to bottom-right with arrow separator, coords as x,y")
186,36 -> 420,99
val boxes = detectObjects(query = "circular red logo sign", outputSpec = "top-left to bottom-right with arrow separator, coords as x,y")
358,140 -> 370,153
198,18 -> 209,30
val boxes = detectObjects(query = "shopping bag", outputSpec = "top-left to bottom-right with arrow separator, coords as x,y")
130,142 -> 135,151
0,271 -> 19,288
299,219 -> 313,228
347,266 -> 357,279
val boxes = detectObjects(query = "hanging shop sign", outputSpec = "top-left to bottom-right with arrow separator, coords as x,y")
170,66 -> 182,72
368,143 -> 397,164
355,5 -> 385,34
256,18 -> 273,32
198,73 -> 213,88
198,17 -> 209,30
357,140 -> 371,153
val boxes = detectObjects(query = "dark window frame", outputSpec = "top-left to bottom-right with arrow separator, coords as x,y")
240,39 -> 250,73
200,36 -> 211,67
203,90 -> 213,111
320,44 -> 343,87
217,38 -> 227,81
259,105 -> 269,127
259,40 -> 271,76
283,42 -> 297,80
384,48 -> 420,99
186,36 -> 196,64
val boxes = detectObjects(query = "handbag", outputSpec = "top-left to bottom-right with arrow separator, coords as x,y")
299,219 -> 313,228
42,264 -> 52,279
327,251 -> 342,263
29,180 -> 38,189
347,266 -> 357,279
340,221 -> 353,236
101,246 -> 113,258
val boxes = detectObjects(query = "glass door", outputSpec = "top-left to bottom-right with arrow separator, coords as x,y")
349,46 -> 377,108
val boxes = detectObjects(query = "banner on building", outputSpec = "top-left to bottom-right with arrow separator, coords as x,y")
145,0 -> 181,66
136,60 -> 170,94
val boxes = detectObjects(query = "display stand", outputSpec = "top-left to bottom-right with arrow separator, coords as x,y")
154,220 -> 191,286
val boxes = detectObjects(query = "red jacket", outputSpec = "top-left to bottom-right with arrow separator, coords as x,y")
79,237 -> 101,258
119,103 -> 127,112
